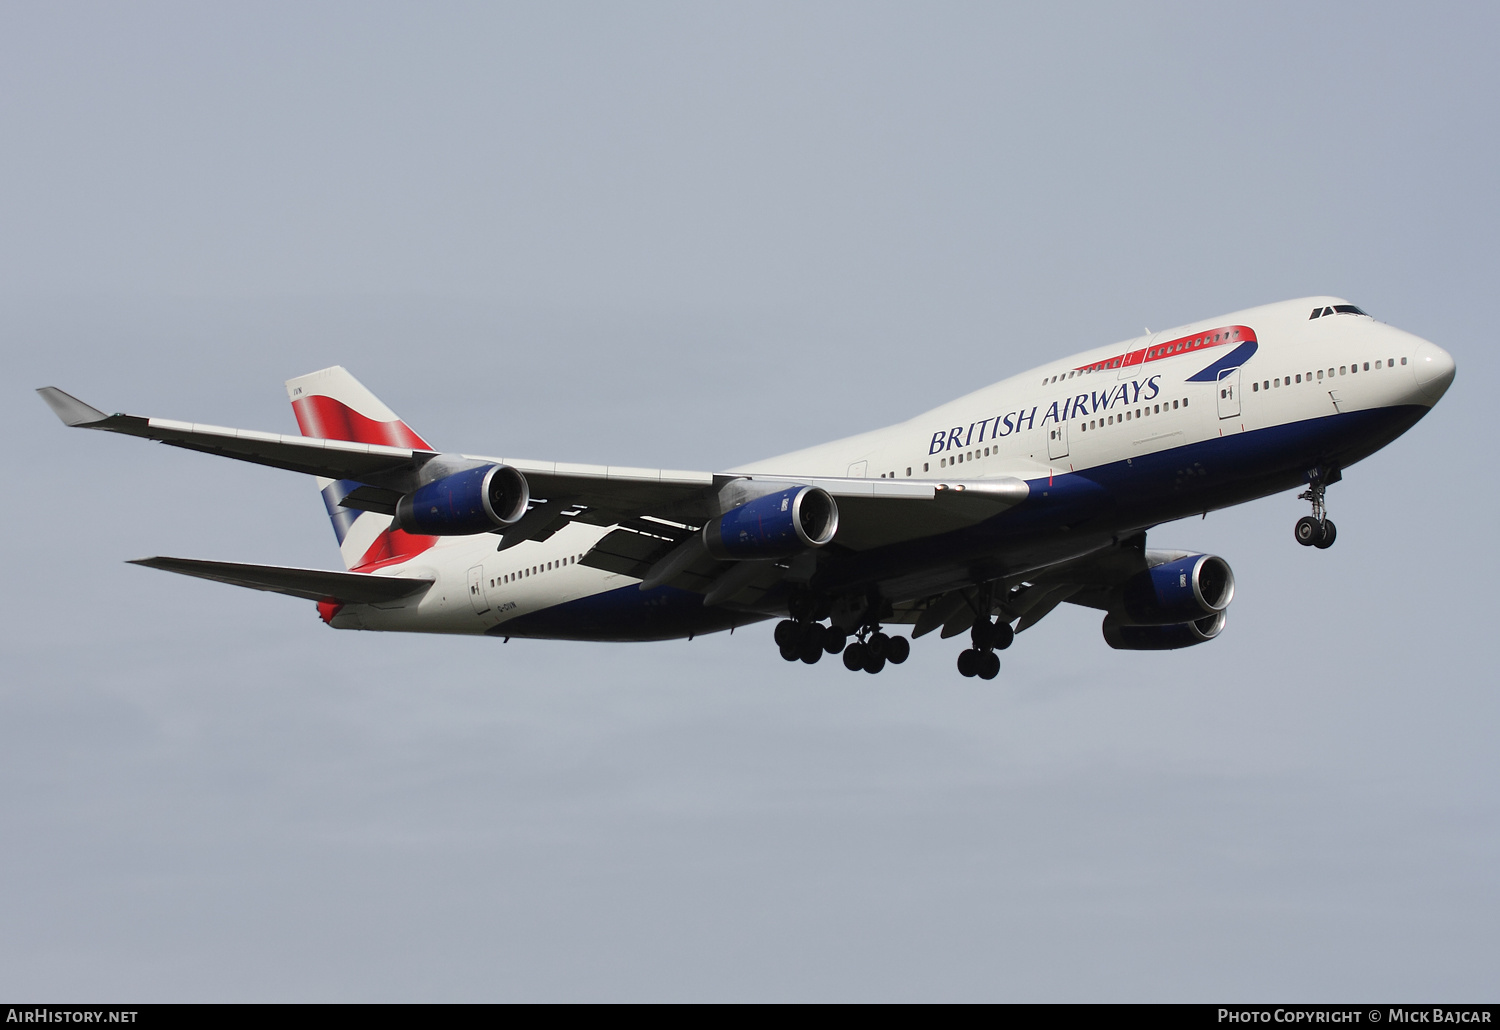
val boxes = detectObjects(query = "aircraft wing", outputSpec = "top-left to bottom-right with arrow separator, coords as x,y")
37,387 -> 431,482
39,387 -> 1032,555
890,537 -> 1200,640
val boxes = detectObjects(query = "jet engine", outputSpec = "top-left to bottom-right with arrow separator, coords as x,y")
703,486 -> 839,560
1102,610 -> 1226,650
1114,553 -> 1235,626
394,464 -> 529,535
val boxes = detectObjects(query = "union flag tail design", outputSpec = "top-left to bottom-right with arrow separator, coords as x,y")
285,366 -> 439,571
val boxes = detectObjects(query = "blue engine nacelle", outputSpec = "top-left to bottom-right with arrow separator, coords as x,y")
1115,553 -> 1235,626
394,464 -> 529,535
703,486 -> 839,560
1103,610 -> 1226,650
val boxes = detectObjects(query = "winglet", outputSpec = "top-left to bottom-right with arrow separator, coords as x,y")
36,387 -> 110,427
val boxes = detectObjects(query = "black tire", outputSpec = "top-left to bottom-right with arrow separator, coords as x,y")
1295,516 -> 1321,547
863,650 -> 886,674
978,651 -> 1001,680
822,625 -> 848,655
886,635 -> 911,665
843,643 -> 866,671
800,639 -> 823,664
779,641 -> 800,662
1314,519 -> 1337,549
867,632 -> 889,659
970,620 -> 992,650
992,621 -> 1015,651
774,619 -> 801,647
957,649 -> 979,678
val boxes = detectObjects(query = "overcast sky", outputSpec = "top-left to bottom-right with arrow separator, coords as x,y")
2,2 -> 1495,1001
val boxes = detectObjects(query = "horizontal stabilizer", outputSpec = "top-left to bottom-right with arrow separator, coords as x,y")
129,556 -> 432,604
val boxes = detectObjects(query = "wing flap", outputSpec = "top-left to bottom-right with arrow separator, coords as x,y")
579,529 -> 674,578
129,556 -> 432,604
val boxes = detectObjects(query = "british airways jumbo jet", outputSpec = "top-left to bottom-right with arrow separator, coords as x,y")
39,297 -> 1454,679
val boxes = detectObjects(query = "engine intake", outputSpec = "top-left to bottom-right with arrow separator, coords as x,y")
395,464 -> 529,535
1103,611 -> 1226,650
703,486 -> 839,560
1116,554 -> 1235,626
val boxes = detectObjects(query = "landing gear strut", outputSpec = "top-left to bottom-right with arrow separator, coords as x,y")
1295,467 -> 1341,549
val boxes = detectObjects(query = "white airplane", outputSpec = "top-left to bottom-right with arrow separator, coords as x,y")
39,296 -> 1454,678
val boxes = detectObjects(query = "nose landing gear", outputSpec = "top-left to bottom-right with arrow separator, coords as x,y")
1295,467 -> 1341,549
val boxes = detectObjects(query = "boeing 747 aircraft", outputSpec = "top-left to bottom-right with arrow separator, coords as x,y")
39,297 -> 1454,678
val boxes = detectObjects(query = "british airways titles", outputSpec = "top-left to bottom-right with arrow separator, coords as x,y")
928,374 -> 1164,454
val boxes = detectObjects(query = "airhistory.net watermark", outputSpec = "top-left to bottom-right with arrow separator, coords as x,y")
5,1011 -> 137,1024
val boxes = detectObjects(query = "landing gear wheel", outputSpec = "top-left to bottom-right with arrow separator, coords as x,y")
800,639 -> 823,664
970,620 -> 993,650
822,626 -> 848,655
978,651 -> 1000,680
1297,467 -> 1341,549
992,621 -> 1014,651
1314,519 -> 1337,549
779,641 -> 800,662
843,643 -> 867,672
957,649 -> 980,678
867,632 -> 889,659
886,636 -> 911,665
1294,516 -> 1321,547
862,650 -> 886,674
774,619 -> 801,646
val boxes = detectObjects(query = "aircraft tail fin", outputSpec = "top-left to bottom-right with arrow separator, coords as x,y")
284,367 -> 439,571
285,365 -> 432,449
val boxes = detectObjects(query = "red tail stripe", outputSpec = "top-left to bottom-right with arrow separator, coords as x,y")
292,395 -> 432,450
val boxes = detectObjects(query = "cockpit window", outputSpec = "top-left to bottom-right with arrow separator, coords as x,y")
1310,304 -> 1369,319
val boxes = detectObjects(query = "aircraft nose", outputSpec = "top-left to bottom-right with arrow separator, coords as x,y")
1412,339 -> 1456,403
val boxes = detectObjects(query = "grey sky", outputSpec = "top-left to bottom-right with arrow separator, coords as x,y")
2,2 -> 1495,1000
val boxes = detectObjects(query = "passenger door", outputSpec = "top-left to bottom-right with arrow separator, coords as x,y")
1217,368 -> 1241,419
467,565 -> 490,614
1047,420 -> 1069,460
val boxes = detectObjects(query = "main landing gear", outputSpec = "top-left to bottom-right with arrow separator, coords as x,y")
773,617 -> 911,673
774,588 -> 912,674
956,616 -> 1013,680
841,626 -> 910,675
774,617 -> 846,665
1294,467 -> 1341,549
